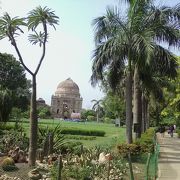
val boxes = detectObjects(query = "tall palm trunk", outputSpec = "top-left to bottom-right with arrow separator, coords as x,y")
126,68 -> 133,144
28,75 -> 38,166
142,95 -> 149,132
133,66 -> 142,138
145,100 -> 149,130
141,93 -> 146,133
155,104 -> 160,126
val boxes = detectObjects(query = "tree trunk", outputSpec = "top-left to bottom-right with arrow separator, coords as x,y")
48,133 -> 53,155
126,71 -> 133,144
155,105 -> 160,126
141,93 -> 145,133
97,110 -> 99,123
143,97 -> 149,131
146,101 -> 149,129
28,75 -> 38,166
133,66 -> 142,139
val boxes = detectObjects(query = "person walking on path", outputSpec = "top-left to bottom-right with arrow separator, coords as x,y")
168,125 -> 174,137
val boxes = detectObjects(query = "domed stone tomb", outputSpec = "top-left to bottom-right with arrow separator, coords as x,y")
51,78 -> 83,118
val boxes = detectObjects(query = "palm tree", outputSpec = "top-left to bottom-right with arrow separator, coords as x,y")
132,2 -> 179,138
0,6 -> 59,166
91,99 -> 103,122
91,0 -> 180,143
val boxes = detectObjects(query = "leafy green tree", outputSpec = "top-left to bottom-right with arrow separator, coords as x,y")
0,53 -> 27,90
13,79 -> 31,111
103,92 -> 125,125
87,115 -> 96,121
37,106 -> 51,119
0,6 -> 59,166
140,59 -> 177,129
81,109 -> 96,120
0,52 -> 30,112
0,88 -> 12,123
161,57 -> 180,126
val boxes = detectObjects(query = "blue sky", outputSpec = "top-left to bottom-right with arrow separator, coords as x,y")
0,0 -> 179,108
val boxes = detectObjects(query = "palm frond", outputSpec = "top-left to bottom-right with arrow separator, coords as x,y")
28,31 -> 48,46
92,6 -> 128,45
152,45 -> 178,79
0,13 -> 26,40
28,6 -> 59,30
91,36 -> 128,87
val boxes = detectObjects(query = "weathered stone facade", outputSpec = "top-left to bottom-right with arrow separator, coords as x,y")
51,78 -> 83,118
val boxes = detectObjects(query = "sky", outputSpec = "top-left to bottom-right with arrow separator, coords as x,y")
0,0 -> 179,109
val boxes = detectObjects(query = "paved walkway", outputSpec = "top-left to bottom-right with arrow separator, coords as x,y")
157,132 -> 180,180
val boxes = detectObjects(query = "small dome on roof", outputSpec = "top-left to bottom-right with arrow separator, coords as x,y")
37,98 -> 45,103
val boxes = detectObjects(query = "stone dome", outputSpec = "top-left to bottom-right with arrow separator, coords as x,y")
55,78 -> 80,97
37,98 -> 45,103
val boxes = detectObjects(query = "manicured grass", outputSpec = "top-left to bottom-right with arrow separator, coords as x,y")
9,119 -> 126,147
44,119 -> 126,147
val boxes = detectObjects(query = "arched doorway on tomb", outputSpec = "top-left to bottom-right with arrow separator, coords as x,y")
62,102 -> 70,119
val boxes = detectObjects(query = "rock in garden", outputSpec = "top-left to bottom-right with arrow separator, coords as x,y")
28,168 -> 42,180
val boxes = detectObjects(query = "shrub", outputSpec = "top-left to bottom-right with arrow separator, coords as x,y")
65,135 -> 96,140
87,115 -> 95,121
117,128 -> 155,156
104,117 -> 111,124
117,143 -> 141,156
38,124 -> 66,154
176,129 -> 180,138
1,157 -> 18,171
0,130 -> 29,153
37,106 -> 51,119
0,124 -> 14,131
135,128 -> 155,153
60,141 -> 83,154
39,127 -> 105,137
61,128 -> 105,137
50,147 -> 128,180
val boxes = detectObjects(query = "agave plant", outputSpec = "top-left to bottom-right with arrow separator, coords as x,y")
38,123 -> 67,155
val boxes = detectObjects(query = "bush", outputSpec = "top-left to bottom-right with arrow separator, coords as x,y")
37,106 -> 51,119
176,129 -> 180,138
117,128 -> 155,156
65,135 -> 96,140
104,117 -> 111,124
39,127 -> 105,137
1,157 -> 18,171
0,124 -> 14,131
87,115 -> 95,121
135,128 -> 155,144
0,130 -> 29,153
60,142 -> 83,154
50,146 -> 128,180
61,128 -> 105,137
117,143 -> 141,156
135,128 -> 155,153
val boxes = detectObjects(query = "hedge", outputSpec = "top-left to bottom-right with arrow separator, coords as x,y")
61,128 -> 105,136
39,127 -> 105,137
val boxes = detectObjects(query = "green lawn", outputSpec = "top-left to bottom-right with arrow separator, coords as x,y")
10,119 -> 126,147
